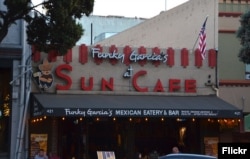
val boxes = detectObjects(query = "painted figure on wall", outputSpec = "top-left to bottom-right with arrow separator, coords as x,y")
33,58 -> 53,90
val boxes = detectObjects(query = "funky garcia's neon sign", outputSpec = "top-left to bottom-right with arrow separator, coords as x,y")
91,48 -> 168,63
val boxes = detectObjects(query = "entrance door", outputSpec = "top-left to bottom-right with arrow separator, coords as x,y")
59,118 -> 85,159
88,119 -> 116,159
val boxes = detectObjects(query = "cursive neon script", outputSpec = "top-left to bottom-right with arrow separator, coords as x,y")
87,109 -> 113,116
92,48 -> 125,63
65,108 -> 86,116
91,48 -> 167,63
129,50 -> 167,63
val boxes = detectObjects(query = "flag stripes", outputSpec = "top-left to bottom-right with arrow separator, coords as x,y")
199,17 -> 208,60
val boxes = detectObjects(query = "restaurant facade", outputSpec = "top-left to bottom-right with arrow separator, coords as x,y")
29,44 -> 242,159
28,1 -> 245,159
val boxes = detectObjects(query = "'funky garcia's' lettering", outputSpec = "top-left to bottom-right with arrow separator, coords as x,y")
91,48 -> 167,63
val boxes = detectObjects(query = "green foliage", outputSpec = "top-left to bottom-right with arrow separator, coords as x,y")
236,10 -> 250,64
0,0 -> 94,55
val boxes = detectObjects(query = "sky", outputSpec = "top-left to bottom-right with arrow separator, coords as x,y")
33,0 -> 189,19
93,0 -> 189,18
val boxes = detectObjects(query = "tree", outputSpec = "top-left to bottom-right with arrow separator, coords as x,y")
236,10 -> 250,64
0,0 -> 94,55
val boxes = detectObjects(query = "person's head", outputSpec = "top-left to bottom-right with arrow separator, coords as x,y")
38,149 -> 45,156
172,147 -> 179,153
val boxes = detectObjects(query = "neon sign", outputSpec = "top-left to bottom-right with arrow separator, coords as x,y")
91,48 -> 168,63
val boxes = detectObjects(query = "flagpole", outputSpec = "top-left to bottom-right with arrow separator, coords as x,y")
192,32 -> 200,52
192,15 -> 209,52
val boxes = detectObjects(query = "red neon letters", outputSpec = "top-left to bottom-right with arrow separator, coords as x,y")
55,64 -> 196,93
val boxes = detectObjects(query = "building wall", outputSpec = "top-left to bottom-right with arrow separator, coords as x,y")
96,0 -> 218,50
216,2 -> 250,143
76,15 -> 145,45
217,1 -> 250,116
218,33 -> 245,79
0,0 -> 31,158
218,2 -> 250,80
219,86 -> 250,113
0,0 -> 22,48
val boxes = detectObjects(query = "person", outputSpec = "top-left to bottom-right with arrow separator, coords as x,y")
35,149 -> 48,159
172,147 -> 180,153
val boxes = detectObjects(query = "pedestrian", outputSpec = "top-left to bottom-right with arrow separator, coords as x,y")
35,149 -> 48,159
172,147 -> 180,153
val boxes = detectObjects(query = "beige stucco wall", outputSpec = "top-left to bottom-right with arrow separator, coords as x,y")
217,11 -> 246,80
218,33 -> 245,79
219,16 -> 240,31
219,87 -> 250,113
97,0 -> 218,51
217,2 -> 250,114
32,46 -> 217,96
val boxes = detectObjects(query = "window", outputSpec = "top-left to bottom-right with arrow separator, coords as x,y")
0,68 -> 11,153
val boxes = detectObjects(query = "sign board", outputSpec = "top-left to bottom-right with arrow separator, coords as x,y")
204,137 -> 218,157
30,134 -> 48,159
244,114 -> 250,132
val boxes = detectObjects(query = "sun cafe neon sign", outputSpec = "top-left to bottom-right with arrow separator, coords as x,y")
55,64 -> 196,93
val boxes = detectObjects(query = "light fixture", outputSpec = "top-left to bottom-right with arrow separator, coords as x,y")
179,127 -> 186,146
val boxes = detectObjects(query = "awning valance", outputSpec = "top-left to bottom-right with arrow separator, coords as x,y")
31,94 -> 242,118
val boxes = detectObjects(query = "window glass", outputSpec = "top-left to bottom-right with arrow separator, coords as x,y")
0,68 -> 11,153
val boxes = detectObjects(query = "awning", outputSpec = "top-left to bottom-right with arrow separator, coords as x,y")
31,94 -> 242,118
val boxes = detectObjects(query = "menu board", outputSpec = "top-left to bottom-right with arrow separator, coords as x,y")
204,137 -> 218,157
30,134 -> 48,159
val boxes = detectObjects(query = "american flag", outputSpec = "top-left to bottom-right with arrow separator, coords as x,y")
199,17 -> 208,60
